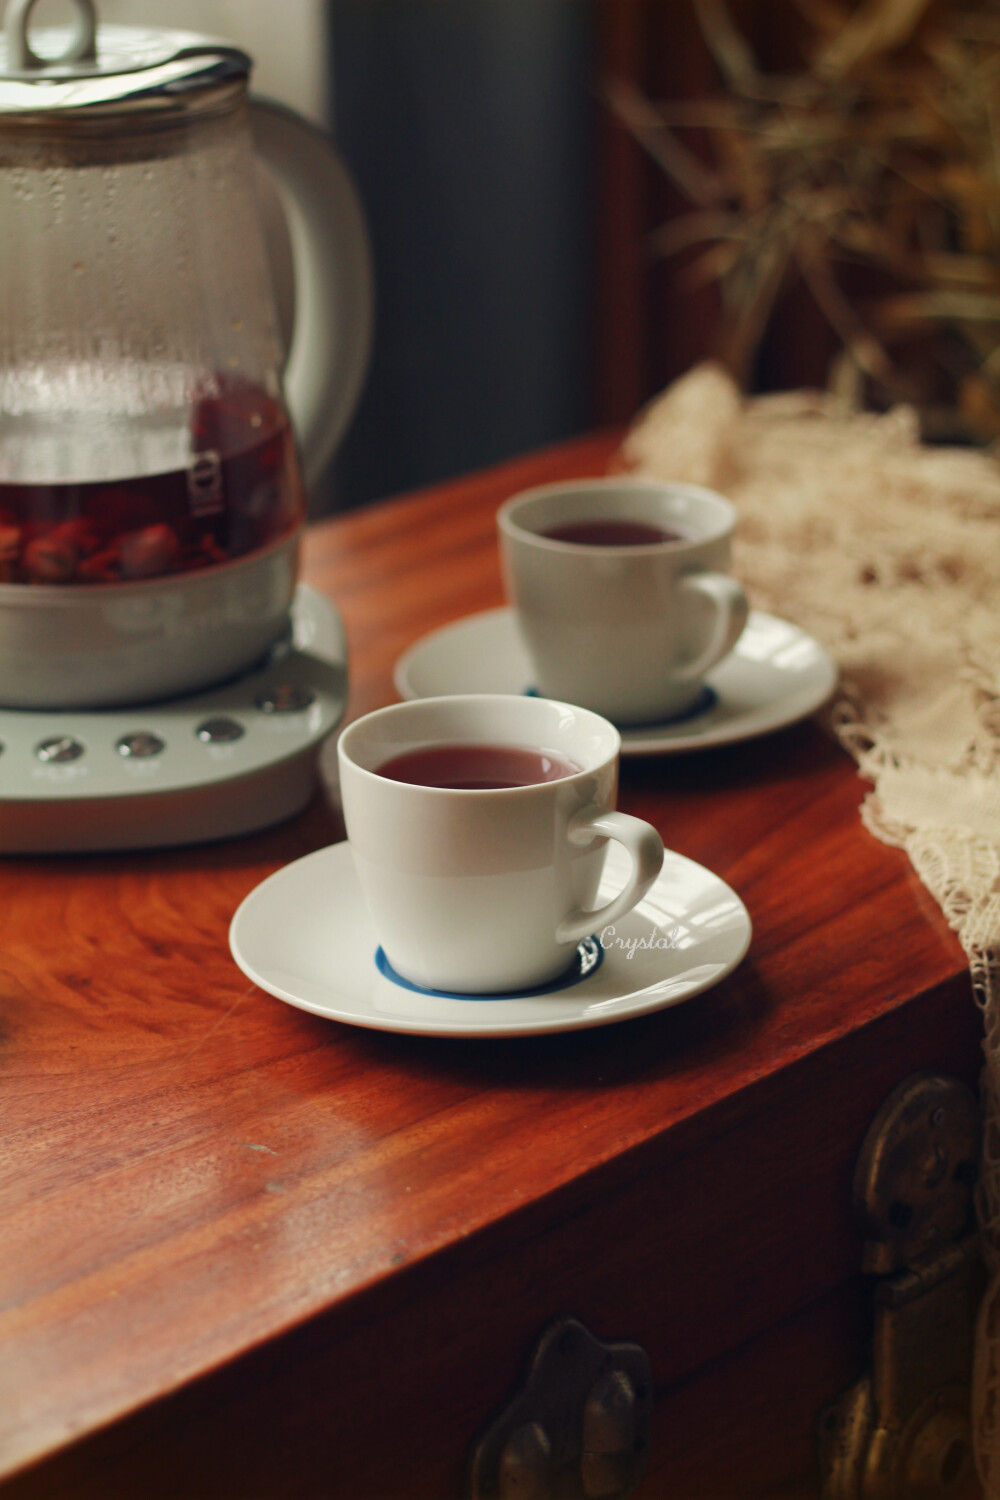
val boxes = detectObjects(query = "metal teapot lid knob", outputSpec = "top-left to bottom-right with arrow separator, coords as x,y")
5,0 -> 97,72
0,0 -> 250,104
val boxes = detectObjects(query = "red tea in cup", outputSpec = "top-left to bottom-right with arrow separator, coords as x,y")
376,742 -> 581,790
542,519 -> 686,547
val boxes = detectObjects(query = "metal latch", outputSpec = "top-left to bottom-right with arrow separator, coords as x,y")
467,1315 -> 653,1500
820,1072 -> 982,1500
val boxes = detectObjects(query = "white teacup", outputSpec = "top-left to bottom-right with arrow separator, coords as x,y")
337,694 -> 664,994
497,477 -> 749,725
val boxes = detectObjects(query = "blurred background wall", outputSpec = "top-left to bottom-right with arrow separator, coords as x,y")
327,0 -> 597,511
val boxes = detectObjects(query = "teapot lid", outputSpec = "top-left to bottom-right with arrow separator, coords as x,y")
0,0 -> 249,112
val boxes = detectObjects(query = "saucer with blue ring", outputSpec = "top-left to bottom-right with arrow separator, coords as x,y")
393,606 -> 837,755
228,840 -> 752,1039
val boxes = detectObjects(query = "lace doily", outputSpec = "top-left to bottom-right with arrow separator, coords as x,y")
624,362 -> 1000,1495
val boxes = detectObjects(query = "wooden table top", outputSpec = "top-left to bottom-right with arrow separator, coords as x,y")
0,431 -> 975,1487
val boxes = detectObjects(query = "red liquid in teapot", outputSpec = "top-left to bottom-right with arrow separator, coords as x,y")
376,743 -> 582,790
0,381 -> 304,585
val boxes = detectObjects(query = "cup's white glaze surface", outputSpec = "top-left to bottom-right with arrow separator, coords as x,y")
0,531 -> 299,709
497,478 -> 749,725
337,694 -> 664,994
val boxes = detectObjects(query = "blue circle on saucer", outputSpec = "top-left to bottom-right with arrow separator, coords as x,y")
375,935 -> 604,1000
525,684 -> 717,730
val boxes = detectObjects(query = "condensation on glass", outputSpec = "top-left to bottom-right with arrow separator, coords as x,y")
0,15 -> 304,586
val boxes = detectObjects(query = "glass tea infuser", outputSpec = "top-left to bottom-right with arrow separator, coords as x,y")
0,0 -> 372,850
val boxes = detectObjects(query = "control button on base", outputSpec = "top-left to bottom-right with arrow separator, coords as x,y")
36,736 -> 85,764
117,732 -> 166,760
196,717 -> 245,744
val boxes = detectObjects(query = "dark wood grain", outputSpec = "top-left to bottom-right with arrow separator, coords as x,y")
0,431 -> 979,1498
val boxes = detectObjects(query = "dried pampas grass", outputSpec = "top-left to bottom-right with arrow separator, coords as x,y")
611,0 -> 1000,440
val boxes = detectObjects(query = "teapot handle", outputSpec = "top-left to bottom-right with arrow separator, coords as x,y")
250,98 -> 374,493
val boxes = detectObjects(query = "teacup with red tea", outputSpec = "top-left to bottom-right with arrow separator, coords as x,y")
497,478 -> 748,725
337,693 -> 663,994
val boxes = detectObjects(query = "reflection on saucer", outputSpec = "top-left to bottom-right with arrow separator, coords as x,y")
527,683 -> 717,731
374,935 -> 603,1000
394,608 -> 837,757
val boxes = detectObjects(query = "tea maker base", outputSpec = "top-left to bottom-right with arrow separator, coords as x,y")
0,585 -> 347,853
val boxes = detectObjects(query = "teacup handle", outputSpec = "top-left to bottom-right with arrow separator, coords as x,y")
672,572 -> 749,683
556,807 -> 664,944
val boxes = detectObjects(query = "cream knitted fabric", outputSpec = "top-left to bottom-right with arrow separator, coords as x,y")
624,362 -> 1000,1494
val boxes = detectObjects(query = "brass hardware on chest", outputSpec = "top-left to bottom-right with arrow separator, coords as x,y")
467,1315 -> 653,1500
820,1073 -> 982,1500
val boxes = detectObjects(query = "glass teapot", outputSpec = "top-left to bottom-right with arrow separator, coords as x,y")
0,0 -> 372,707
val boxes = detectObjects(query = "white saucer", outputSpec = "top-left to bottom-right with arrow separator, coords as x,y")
229,840 -> 751,1038
394,607 -> 837,755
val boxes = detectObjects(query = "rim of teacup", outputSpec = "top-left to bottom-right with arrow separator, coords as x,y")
496,476 -> 736,552
338,692 -> 620,792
